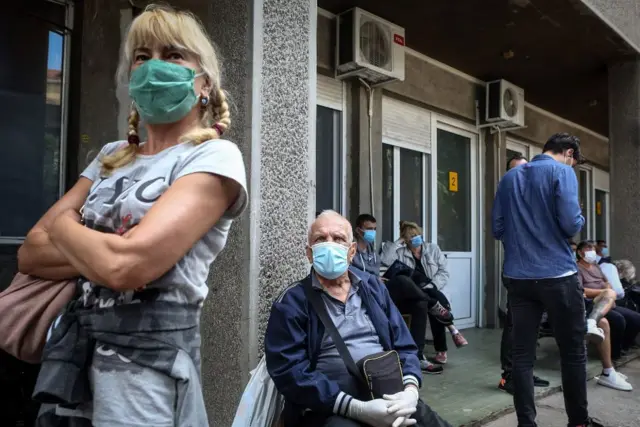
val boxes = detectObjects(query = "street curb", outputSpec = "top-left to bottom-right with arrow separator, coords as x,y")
462,351 -> 640,427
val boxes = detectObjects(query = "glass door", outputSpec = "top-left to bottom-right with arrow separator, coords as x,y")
434,125 -> 478,329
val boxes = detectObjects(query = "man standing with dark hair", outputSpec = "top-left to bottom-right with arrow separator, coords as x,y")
493,133 -> 602,427
498,155 -> 550,394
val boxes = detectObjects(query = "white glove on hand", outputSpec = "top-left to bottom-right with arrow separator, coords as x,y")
384,387 -> 420,427
347,398 -> 404,427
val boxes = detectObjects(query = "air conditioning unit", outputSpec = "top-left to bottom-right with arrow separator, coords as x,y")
485,79 -> 525,127
335,8 -> 405,85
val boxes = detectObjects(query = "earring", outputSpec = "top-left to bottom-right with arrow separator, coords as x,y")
201,96 -> 209,107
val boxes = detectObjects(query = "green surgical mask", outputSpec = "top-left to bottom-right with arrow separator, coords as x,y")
129,59 -> 203,124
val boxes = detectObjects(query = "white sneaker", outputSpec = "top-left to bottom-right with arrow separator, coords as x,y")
597,371 -> 633,391
586,319 -> 605,344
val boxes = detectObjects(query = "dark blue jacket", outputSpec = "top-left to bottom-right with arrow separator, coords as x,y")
492,154 -> 584,279
264,266 -> 421,423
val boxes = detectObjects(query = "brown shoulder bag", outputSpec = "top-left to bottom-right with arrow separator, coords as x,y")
0,273 -> 76,363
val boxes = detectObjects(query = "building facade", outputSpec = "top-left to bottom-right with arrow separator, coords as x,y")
2,0 -> 640,425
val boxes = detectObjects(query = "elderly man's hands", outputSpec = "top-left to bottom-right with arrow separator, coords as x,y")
384,386 -> 420,427
347,398 -> 416,427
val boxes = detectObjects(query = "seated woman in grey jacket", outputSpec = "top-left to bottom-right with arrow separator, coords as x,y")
381,221 -> 468,366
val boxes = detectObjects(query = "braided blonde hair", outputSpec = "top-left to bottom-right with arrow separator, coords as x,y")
101,4 -> 229,174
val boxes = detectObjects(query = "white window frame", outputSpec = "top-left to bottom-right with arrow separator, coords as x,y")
0,0 -> 73,245
506,137 -> 542,167
578,165 -> 594,241
380,143 -> 431,243
592,167 -> 610,245
381,99 -> 483,327
431,114 -> 482,328
315,74 -> 346,216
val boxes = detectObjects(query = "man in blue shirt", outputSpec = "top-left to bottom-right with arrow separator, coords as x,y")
492,133 -> 601,427
498,154 -> 550,395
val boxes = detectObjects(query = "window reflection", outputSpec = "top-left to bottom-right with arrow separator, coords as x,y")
316,106 -> 342,213
0,3 -> 66,240
44,31 -> 64,213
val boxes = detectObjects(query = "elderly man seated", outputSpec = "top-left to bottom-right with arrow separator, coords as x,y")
265,210 -> 452,427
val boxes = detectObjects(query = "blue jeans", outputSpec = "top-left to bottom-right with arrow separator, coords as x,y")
506,274 -> 588,427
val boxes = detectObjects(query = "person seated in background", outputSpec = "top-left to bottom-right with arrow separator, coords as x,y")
570,241 -> 578,258
265,210 -> 452,427
350,214 -> 452,375
351,214 -> 381,276
596,240 -> 610,263
577,241 -> 640,361
381,221 -> 468,367
593,240 -> 625,299
575,243 -> 633,391
614,259 -> 640,314
589,315 -> 633,391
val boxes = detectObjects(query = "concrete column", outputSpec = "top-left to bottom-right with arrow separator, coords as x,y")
76,0 -> 121,170
203,0 -> 316,425
608,60 -> 640,267
483,130 -> 506,328
346,85 -> 384,230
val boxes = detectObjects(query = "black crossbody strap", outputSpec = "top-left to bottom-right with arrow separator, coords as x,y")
302,277 -> 365,383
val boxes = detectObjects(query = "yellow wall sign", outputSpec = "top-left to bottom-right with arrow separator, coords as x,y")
596,201 -> 602,216
449,171 -> 459,192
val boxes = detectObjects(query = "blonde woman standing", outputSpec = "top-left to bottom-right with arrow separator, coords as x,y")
19,5 -> 247,426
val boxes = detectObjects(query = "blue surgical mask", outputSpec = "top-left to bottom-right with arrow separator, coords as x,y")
602,247 -> 610,257
410,235 -> 423,248
363,230 -> 376,244
312,242 -> 350,280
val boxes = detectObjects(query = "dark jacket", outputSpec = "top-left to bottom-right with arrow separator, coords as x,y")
264,266 -> 421,424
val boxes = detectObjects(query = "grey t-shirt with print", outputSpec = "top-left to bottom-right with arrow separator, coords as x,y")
79,139 -> 248,308
73,139 -> 247,426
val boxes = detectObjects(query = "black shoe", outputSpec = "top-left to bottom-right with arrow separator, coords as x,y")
420,359 -> 444,374
498,376 -> 514,395
585,417 -> 605,427
533,375 -> 550,387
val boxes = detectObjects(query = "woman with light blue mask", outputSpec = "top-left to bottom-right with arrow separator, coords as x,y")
23,5 -> 247,426
381,221 -> 469,368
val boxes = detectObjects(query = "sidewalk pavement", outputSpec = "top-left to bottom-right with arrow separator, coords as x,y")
482,358 -> 640,427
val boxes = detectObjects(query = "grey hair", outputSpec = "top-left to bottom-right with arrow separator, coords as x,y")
308,210 -> 353,245
614,259 -> 636,282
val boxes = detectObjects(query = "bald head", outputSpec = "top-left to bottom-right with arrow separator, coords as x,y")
507,156 -> 528,171
308,210 -> 353,246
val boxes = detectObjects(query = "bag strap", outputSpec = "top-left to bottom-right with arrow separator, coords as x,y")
302,276 -> 365,383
